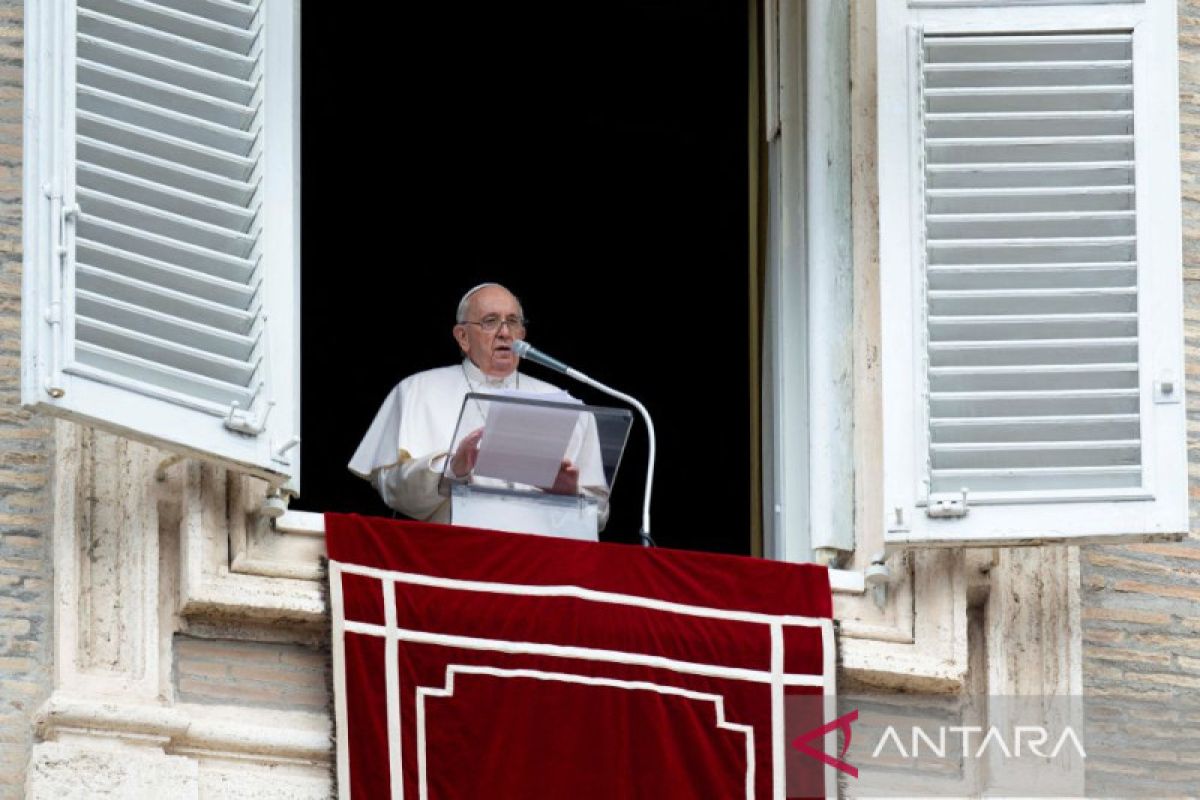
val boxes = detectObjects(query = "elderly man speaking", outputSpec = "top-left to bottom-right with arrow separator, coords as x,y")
348,282 -> 608,525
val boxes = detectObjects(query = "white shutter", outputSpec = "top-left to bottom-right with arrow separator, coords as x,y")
23,0 -> 300,485
878,0 -> 1186,545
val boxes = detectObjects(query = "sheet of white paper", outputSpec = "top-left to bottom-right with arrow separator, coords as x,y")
473,391 -> 581,488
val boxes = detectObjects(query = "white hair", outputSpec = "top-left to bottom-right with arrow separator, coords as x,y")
455,282 -> 523,323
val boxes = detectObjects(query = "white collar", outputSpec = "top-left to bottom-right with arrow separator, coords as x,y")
461,358 -> 518,389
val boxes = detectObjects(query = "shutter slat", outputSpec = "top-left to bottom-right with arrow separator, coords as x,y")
76,217 -> 256,284
926,59 -> 1130,80
927,184 -> 1133,196
931,413 -> 1141,443
78,136 -> 254,205
927,239 -> 1136,266
927,162 -> 1134,189
926,235 -> 1135,247
73,342 -> 254,409
929,363 -> 1137,391
926,110 -> 1133,138
929,388 -> 1139,417
930,388 -> 1140,400
932,439 -> 1140,469
929,262 -> 1136,290
77,289 -> 257,361
78,33 -> 257,105
924,34 -> 1133,62
78,58 -> 255,130
78,8 -> 256,79
78,187 -> 257,257
929,312 -> 1138,340
927,211 -> 1135,239
77,263 -> 256,334
930,338 -> 1138,367
929,287 -> 1136,315
75,316 -> 258,386
144,0 -> 259,29
78,87 -> 256,157
927,186 -> 1133,214
926,85 -> 1132,96
77,161 -> 258,232
927,138 -> 1132,166
929,465 -> 1142,493
77,239 -> 257,310
928,135 -> 1132,145
926,86 -> 1132,114
80,0 -> 258,55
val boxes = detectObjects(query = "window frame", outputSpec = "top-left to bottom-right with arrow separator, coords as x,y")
762,0 -> 858,567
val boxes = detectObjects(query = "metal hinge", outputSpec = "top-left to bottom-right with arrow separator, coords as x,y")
927,488 -> 969,519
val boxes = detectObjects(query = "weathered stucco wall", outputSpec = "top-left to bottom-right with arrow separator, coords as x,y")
0,2 -> 55,797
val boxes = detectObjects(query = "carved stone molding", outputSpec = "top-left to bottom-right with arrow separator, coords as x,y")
51,422 -> 162,699
173,463 -> 324,623
29,693 -> 331,799
228,477 -> 325,582
981,546 -> 1084,795
33,692 -> 331,763
839,549 -> 970,691
986,545 -> 1082,696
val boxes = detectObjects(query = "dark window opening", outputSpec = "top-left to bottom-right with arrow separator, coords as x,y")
298,2 -> 751,554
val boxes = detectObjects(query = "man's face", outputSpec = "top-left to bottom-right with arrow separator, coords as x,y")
453,286 -> 525,378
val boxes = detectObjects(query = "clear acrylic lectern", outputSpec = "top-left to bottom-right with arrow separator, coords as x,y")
439,392 -> 632,541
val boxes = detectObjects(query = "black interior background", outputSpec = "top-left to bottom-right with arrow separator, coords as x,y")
297,2 -> 751,555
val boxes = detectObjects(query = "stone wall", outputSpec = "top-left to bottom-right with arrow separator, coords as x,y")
0,2 -> 55,797
1076,1 -> 1200,793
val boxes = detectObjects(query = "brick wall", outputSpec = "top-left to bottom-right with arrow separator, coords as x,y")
1077,2 -> 1200,793
0,2 -> 55,797
174,636 -> 330,713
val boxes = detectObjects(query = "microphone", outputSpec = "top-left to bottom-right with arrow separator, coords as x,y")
515,339 -> 658,547
512,340 -> 569,374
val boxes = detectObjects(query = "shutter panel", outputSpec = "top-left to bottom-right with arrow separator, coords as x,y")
23,0 -> 300,484
878,1 -> 1186,545
924,32 -> 1142,497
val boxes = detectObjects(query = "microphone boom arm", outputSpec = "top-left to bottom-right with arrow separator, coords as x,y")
514,341 -> 656,546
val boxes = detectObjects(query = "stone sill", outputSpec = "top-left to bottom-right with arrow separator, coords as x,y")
275,509 -> 867,593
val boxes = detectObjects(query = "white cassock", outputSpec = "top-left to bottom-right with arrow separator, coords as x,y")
348,358 -> 609,525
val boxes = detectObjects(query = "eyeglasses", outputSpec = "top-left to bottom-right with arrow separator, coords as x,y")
460,314 -> 527,334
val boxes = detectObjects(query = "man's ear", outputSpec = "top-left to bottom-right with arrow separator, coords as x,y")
452,324 -> 469,353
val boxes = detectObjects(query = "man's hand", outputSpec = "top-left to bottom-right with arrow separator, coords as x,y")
546,459 -> 580,496
449,428 -> 484,478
